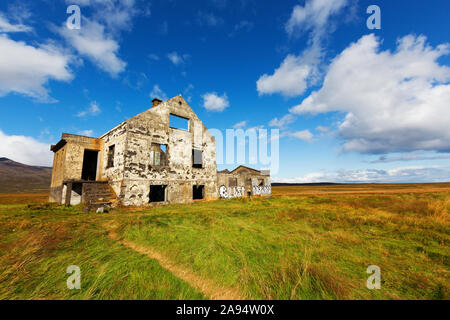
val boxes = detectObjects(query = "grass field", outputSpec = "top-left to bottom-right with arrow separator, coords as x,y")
0,184 -> 448,300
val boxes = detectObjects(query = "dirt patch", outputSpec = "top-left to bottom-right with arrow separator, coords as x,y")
107,225 -> 244,300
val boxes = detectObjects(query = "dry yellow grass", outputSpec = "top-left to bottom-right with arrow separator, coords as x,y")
272,183 -> 450,196
0,183 -> 448,300
0,193 -> 49,205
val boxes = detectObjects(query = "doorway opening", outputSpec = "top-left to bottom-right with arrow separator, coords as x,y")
82,150 -> 98,181
149,185 -> 167,203
193,185 -> 205,200
71,183 -> 82,205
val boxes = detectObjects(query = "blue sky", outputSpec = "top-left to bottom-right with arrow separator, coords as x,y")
0,0 -> 449,183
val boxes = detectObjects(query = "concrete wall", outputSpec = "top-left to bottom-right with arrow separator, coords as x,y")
217,167 -> 271,199
49,134 -> 104,203
62,134 -> 103,181
119,95 -> 218,206
49,95 -> 271,207
99,123 -> 127,201
49,144 -> 67,202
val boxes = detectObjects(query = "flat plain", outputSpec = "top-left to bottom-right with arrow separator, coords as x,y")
0,184 -> 448,300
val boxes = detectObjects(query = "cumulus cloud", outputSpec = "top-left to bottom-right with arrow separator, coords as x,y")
76,101 -> 101,117
316,125 -> 330,132
0,129 -> 52,166
290,130 -> 313,142
148,53 -> 159,61
202,92 -> 229,112
229,20 -> 254,37
370,152 -> 450,164
58,0 -> 145,76
285,0 -> 348,37
65,0 -> 141,33
58,18 -> 126,77
0,12 -> 32,33
233,121 -> 247,129
269,113 -> 296,128
150,84 -> 168,101
167,52 -> 190,66
197,11 -> 224,27
273,166 -> 450,184
290,34 -> 450,154
0,34 -> 73,101
257,0 -> 349,97
77,129 -> 94,136
257,54 -> 315,97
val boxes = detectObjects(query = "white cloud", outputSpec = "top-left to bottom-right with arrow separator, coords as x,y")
229,20 -> 254,37
150,84 -> 168,101
233,121 -> 247,129
58,18 -> 126,77
269,113 -> 296,128
77,129 -> 94,136
65,0 -> 141,33
290,34 -> 450,154
273,166 -> 450,184
0,129 -> 52,166
0,34 -> 73,101
197,11 -> 224,27
285,0 -> 348,37
148,53 -> 159,61
158,21 -> 168,35
257,0 -> 349,98
370,152 -> 450,164
257,54 -> 313,97
77,101 -> 101,117
59,0 -> 143,76
0,12 -> 32,33
316,125 -> 329,132
290,130 -> 313,142
183,83 -> 194,102
202,92 -> 229,112
167,52 -> 190,66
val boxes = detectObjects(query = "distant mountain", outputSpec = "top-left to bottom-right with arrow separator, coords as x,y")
0,158 -> 52,193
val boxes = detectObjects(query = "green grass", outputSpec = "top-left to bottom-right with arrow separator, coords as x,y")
0,204 -> 205,300
0,191 -> 448,300
121,194 -> 449,300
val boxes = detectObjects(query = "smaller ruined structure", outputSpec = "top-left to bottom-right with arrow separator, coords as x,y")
217,166 -> 271,199
49,95 -> 271,209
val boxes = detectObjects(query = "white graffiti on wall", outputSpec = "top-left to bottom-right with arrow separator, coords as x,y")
219,185 -> 245,199
253,185 -> 271,196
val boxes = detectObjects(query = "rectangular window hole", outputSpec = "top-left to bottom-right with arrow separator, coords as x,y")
149,185 -> 167,203
170,114 -> 189,131
193,149 -> 203,168
107,145 -> 115,168
151,143 -> 168,166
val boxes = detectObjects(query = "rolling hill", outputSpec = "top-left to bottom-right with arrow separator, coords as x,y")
0,158 -> 52,193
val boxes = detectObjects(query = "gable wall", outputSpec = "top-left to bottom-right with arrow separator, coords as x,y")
119,96 -> 218,206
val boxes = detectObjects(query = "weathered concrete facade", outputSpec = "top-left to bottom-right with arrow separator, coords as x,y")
217,166 -> 271,199
50,134 -> 104,205
50,95 -> 271,208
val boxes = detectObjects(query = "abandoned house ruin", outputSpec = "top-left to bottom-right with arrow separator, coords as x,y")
49,95 -> 271,208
